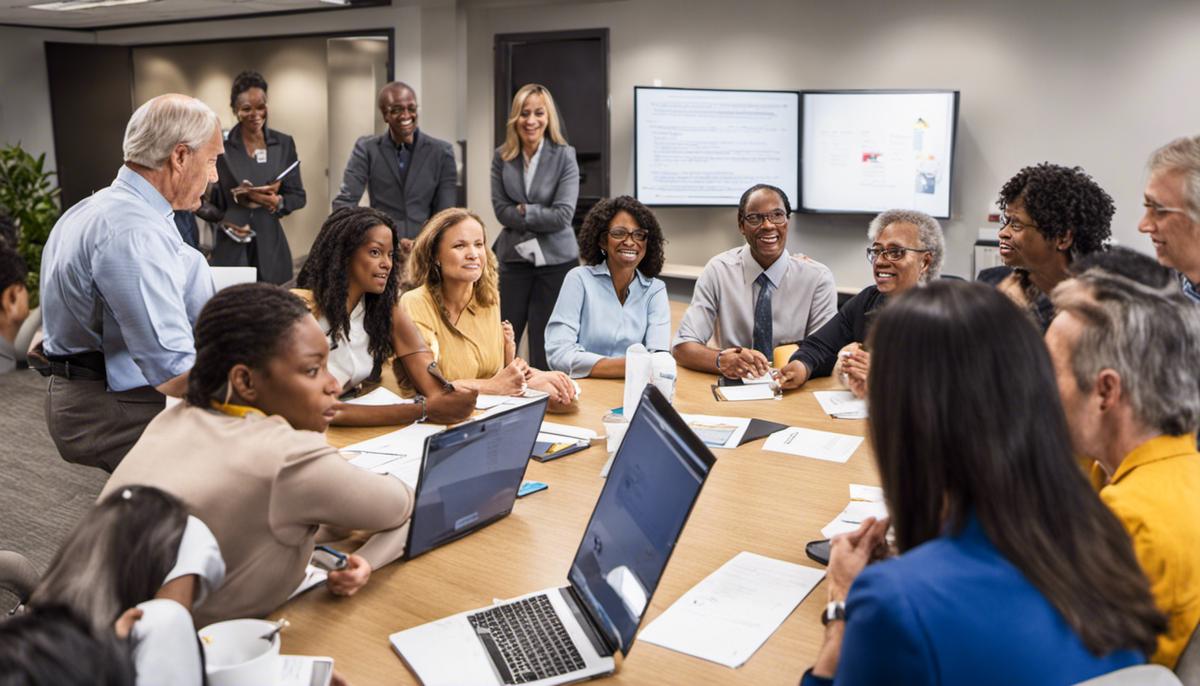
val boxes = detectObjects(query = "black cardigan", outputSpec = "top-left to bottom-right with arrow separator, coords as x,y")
790,285 -> 887,378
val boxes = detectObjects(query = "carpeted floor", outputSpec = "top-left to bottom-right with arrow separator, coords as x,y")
0,368 -> 107,576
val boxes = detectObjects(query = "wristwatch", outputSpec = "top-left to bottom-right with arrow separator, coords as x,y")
413,394 -> 427,423
821,600 -> 846,626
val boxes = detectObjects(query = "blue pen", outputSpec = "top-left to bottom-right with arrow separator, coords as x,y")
315,545 -> 348,570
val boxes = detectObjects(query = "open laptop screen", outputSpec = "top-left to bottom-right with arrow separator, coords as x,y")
566,386 -> 714,657
406,398 -> 546,558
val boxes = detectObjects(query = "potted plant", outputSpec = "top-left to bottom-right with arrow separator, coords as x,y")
0,143 -> 61,307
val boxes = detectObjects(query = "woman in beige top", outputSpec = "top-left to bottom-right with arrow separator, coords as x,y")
103,283 -> 414,626
400,207 -> 577,411
294,206 -> 475,426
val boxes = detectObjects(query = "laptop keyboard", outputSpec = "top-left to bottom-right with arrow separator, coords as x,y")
467,594 -> 587,684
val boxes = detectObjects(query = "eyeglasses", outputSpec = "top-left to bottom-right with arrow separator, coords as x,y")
607,227 -> 649,242
384,104 -> 418,116
866,246 -> 930,263
999,214 -> 1039,232
741,209 -> 790,228
1143,201 -> 1189,220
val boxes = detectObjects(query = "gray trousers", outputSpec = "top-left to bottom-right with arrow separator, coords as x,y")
45,376 -> 165,473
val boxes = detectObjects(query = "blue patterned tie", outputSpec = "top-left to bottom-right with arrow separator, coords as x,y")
396,143 -> 411,182
753,272 -> 773,360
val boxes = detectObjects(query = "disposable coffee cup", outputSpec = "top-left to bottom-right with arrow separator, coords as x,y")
199,618 -> 282,686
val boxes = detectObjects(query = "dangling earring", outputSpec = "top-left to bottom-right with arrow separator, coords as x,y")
433,262 -> 441,282
600,248 -> 607,257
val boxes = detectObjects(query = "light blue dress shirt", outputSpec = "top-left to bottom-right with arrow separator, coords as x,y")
544,263 -> 671,378
41,166 -> 214,391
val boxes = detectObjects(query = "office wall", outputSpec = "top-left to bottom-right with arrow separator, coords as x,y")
0,27 -> 94,175
464,0 -> 1200,288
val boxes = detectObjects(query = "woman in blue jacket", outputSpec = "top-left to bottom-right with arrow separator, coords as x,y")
802,282 -> 1165,685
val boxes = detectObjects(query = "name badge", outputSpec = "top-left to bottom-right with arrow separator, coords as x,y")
254,148 -> 267,164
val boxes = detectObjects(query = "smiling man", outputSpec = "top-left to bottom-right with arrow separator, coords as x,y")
37,94 -> 221,472
333,81 -> 457,246
673,184 -> 837,379
977,163 -> 1114,331
1139,135 -> 1200,304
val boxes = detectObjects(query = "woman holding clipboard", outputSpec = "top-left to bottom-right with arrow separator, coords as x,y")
211,70 -> 306,284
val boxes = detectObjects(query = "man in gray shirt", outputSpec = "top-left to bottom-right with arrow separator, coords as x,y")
673,184 -> 837,379
333,81 -> 457,246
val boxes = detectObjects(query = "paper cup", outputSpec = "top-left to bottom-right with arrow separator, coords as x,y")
603,413 -> 629,459
199,618 -> 282,686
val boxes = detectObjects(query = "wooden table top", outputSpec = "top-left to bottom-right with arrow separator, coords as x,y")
270,369 -> 878,685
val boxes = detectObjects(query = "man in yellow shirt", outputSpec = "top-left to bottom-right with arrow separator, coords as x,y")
1046,247 -> 1200,667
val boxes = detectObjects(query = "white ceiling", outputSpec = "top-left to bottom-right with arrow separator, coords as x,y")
0,0 -> 383,30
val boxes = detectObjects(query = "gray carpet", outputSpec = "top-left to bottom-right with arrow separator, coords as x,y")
0,368 -> 107,577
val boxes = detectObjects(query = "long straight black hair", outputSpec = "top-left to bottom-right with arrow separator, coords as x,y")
867,281 -> 1164,657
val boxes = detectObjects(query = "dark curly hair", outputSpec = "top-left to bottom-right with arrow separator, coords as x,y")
186,283 -> 310,406
737,183 -> 792,220
577,196 -> 666,278
229,70 -> 268,109
0,245 -> 27,294
296,207 -> 401,375
998,163 -> 1113,260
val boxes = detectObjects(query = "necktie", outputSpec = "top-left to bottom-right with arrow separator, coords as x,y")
396,143 -> 411,182
753,272 -> 773,360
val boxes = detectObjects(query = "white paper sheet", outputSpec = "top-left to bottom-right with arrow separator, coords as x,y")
762,427 -> 863,463
639,552 -> 825,668
540,421 -> 597,441
740,370 -> 779,385
715,384 -> 779,402
342,423 -> 444,487
475,394 -> 511,410
288,564 -> 327,600
343,386 -> 411,406
279,655 -> 334,686
679,414 -> 751,449
822,483 -> 890,538
812,390 -> 868,419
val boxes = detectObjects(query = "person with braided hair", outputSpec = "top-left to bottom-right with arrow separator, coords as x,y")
978,162 -> 1114,331
294,206 -> 476,426
103,283 -> 414,626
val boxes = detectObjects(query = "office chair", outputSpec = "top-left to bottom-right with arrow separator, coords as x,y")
0,550 -> 38,615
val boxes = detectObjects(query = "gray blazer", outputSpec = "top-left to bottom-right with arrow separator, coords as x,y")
490,142 -> 580,266
333,130 -> 457,239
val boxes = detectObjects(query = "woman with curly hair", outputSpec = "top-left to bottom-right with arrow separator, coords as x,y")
978,162 -> 1114,330
401,207 -> 577,411
294,206 -> 476,426
544,196 -> 670,378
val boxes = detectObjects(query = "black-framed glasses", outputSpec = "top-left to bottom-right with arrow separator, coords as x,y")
999,214 -> 1039,232
384,104 -> 418,116
607,227 -> 649,242
741,209 -> 790,228
866,246 -> 930,263
1142,201 -> 1189,219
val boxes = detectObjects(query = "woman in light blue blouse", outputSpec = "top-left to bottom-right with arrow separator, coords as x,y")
545,196 -> 670,378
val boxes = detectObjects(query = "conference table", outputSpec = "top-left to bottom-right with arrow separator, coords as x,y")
270,369 -> 879,685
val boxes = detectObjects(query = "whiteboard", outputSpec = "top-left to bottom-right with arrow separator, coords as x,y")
801,91 -> 959,218
635,87 -> 799,206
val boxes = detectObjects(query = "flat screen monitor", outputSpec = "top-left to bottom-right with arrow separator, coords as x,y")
634,86 -> 800,207
801,90 -> 959,218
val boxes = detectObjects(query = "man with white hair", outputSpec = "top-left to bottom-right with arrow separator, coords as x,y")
37,93 -> 222,471
1139,135 -> 1200,303
1046,247 -> 1200,667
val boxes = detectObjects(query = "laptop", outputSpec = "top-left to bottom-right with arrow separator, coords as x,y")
390,385 -> 716,685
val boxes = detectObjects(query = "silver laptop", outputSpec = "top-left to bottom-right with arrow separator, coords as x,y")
390,385 -> 716,685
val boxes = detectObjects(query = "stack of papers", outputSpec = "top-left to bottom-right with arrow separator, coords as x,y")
712,384 -> 780,402
679,414 -> 751,449
639,552 -> 825,668
343,386 -> 411,406
821,484 -> 889,538
540,421 -> 597,442
762,427 -> 863,463
341,423 -> 445,487
812,390 -> 868,419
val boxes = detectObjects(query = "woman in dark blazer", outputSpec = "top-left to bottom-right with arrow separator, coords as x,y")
490,83 -> 580,370
800,282 -> 1165,685
211,70 -> 306,285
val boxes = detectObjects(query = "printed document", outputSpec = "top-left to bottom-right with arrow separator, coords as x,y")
812,390 -> 868,419
762,427 -> 863,463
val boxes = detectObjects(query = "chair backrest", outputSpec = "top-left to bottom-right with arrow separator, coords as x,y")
1074,664 -> 1183,686
1176,620 -> 1200,685
0,551 -> 39,614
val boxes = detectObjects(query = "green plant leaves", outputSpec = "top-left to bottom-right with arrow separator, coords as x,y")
0,143 -> 61,308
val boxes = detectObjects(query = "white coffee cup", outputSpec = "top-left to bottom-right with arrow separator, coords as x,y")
199,618 -> 282,686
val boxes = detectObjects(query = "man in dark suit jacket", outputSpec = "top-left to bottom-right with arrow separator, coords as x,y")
333,81 -> 457,245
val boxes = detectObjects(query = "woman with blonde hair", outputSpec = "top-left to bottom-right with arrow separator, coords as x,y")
402,207 -> 577,410
490,84 -> 580,370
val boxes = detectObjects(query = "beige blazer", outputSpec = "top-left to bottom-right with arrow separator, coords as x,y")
101,402 -> 413,627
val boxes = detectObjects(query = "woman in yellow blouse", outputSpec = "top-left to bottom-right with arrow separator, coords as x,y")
401,207 -> 576,411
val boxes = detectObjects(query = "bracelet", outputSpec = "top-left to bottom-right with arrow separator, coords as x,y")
414,394 -> 427,423
715,349 -> 725,371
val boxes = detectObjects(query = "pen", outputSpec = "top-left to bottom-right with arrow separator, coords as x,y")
316,545 -> 348,569
426,362 -> 456,392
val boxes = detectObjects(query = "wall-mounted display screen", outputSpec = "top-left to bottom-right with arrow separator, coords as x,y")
801,90 -> 959,219
635,87 -> 799,206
